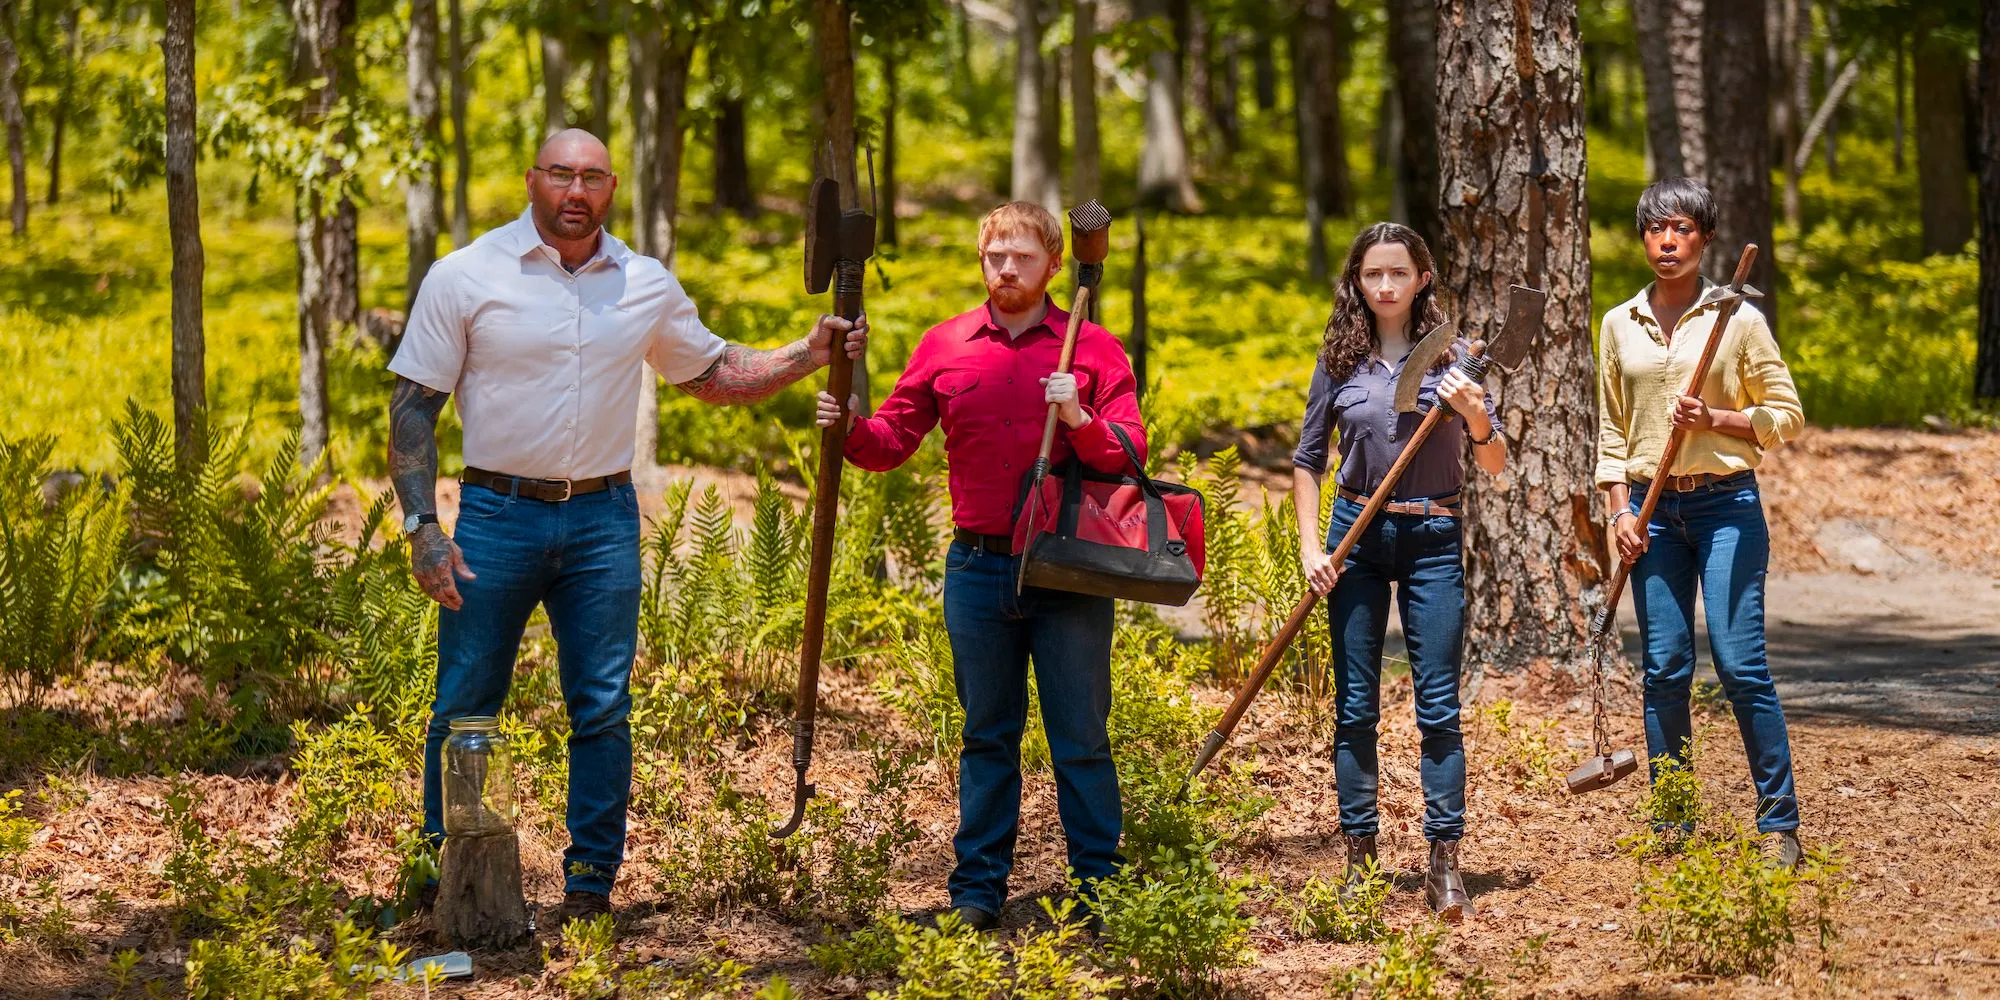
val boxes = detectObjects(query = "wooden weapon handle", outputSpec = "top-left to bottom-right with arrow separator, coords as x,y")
1034,286 -> 1095,469
1595,244 -> 1759,635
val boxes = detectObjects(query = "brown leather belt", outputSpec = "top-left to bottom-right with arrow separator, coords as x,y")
1632,470 -> 1754,494
1337,487 -> 1462,518
461,467 -> 632,503
953,528 -> 1016,557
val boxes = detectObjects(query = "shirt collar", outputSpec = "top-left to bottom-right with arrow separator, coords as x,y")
501,206 -> 629,270
1624,276 -> 1722,339
975,295 -> 1065,341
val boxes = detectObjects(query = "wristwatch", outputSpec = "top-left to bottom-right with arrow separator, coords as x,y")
403,512 -> 439,535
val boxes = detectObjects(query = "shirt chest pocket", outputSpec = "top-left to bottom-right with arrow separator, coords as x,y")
1332,384 -> 1372,438
933,369 -> 983,420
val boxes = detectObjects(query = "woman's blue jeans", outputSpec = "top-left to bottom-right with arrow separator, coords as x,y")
422,481 -> 642,895
1629,472 -> 1800,833
1324,496 -> 1468,842
941,541 -> 1122,918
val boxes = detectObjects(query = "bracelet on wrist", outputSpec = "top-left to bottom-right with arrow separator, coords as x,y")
1467,422 -> 1498,446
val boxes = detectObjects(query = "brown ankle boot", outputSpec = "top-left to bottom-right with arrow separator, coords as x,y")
1341,834 -> 1378,892
1424,839 -> 1473,921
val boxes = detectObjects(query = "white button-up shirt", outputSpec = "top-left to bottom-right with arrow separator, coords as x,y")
390,208 -> 726,480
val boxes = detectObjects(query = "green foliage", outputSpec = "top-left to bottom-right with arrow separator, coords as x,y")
551,914 -> 620,1000
285,708 -> 414,853
1623,749 -> 1706,858
1282,859 -> 1392,943
0,790 -> 36,865
878,624 -> 964,769
809,899 -> 1120,1000
1786,247 -> 1980,426
1633,831 -> 1848,978
183,918 -> 403,1000
1092,844 -> 1257,998
0,435 -> 128,706
1327,921 -> 1492,1000
1475,701 -> 1560,793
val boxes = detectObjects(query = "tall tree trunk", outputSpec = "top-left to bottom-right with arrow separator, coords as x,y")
1130,211 -> 1148,398
0,0 -> 25,237
646,33 -> 693,271
1914,26 -> 1972,257
1978,0 -> 2000,404
449,0 -> 471,246
878,48 -> 898,244
712,96 -> 754,217
541,28 -> 570,136
1251,32 -> 1276,112
1633,0 -> 1686,178
1291,27 -> 1327,280
1071,0 -> 1101,204
1215,34 -> 1240,152
1818,1 -> 1837,176
588,0 -> 612,141
1039,3 -> 1063,203
1136,0 -> 1201,212
1188,5 -> 1215,159
291,0 -> 357,469
1440,0 -> 1599,678
46,8 -> 78,206
1297,0 -> 1350,217
1385,0 -> 1439,249
1779,0 -> 1806,231
165,0 -> 206,468
1893,28 -> 1905,173
407,0 -> 443,323
627,19 -> 658,256
1703,0 -> 1779,338
813,0 -> 867,402
1011,0 -> 1060,213
1670,0 -> 1707,179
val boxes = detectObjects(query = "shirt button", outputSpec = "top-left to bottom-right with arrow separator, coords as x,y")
568,384 -> 577,391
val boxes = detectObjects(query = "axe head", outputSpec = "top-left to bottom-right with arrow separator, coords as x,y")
804,177 -> 841,295
1069,200 -> 1112,266
1393,322 -> 1458,413
1487,284 -> 1547,372
839,206 -> 877,266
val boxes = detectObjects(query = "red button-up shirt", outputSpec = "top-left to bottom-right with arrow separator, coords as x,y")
845,298 -> 1148,535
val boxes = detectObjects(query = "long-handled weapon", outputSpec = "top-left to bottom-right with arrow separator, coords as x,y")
1565,245 -> 1761,794
1017,200 -> 1113,593
771,154 -> 876,839
1180,285 -> 1547,796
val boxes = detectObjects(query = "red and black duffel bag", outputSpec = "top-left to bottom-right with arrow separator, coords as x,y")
1010,425 -> 1207,606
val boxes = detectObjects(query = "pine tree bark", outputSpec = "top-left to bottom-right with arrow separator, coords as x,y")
1071,0 -> 1101,204
1251,32 -> 1276,111
436,832 -> 530,950
1440,0 -> 1601,678
1296,0 -> 1350,217
1012,0 -> 1060,213
1385,0 -> 1439,249
1978,0 -> 2000,404
1702,0 -> 1779,339
627,18 -> 658,256
407,0 -> 443,323
588,0 -> 612,142
1670,0 -> 1707,179
448,0 -> 471,247
1633,0 -> 1685,178
1914,26 -> 1972,257
541,28 -> 569,136
877,51 -> 898,244
1136,0 -> 1201,212
0,0 -> 26,236
712,97 -> 754,217
1291,24 -> 1327,280
1778,0 -> 1807,230
290,0 -> 357,469
46,8 -> 78,206
164,0 -> 206,469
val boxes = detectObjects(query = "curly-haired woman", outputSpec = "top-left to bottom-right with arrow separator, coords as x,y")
1291,222 -> 1506,920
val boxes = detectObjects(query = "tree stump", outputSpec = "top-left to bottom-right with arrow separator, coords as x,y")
436,831 -> 529,950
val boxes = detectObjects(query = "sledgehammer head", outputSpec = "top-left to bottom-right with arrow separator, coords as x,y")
1068,200 -> 1112,266
1565,749 -> 1639,794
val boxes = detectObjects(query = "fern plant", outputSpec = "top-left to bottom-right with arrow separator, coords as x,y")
0,435 -> 128,707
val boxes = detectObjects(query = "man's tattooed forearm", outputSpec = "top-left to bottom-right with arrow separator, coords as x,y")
389,377 -> 450,517
674,340 -> 818,405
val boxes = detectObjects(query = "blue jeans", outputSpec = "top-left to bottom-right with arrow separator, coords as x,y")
1629,472 -> 1799,833
422,481 -> 643,895
1324,496 -> 1467,842
941,541 -> 1121,916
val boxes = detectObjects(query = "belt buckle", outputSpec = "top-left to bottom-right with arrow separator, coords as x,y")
1671,474 -> 1697,493
550,478 -> 573,502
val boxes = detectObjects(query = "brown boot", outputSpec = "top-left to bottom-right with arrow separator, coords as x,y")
1424,839 -> 1473,921
1341,834 -> 1378,893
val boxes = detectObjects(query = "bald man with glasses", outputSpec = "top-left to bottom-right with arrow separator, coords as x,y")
388,129 -> 866,929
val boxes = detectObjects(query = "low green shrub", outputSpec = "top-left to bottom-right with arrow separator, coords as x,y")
1092,844 -> 1257,998
1476,701 -> 1559,793
1282,858 -> 1392,943
1327,921 -> 1492,999
1633,830 -> 1848,979
549,913 -> 620,1000
1622,747 -> 1705,858
183,918 -> 403,1000
809,899 -> 1120,1000
0,434 -> 128,707
878,624 -> 964,770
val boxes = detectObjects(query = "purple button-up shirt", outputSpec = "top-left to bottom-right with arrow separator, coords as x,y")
1291,341 -> 1499,500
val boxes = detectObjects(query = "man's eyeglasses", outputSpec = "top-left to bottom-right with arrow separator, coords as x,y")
533,165 -> 613,191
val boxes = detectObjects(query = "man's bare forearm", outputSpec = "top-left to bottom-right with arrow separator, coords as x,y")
389,377 -> 451,517
674,340 -> 819,405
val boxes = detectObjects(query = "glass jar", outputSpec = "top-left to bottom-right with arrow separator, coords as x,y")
442,716 -> 516,836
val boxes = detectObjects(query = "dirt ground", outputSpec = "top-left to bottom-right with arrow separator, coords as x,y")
3,427 -> 1998,998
